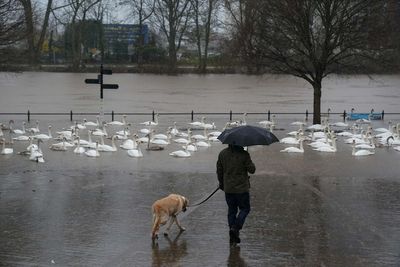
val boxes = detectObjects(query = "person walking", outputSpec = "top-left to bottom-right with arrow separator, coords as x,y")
217,144 -> 256,244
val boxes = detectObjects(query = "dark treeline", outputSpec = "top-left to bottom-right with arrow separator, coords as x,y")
1,0 -> 400,123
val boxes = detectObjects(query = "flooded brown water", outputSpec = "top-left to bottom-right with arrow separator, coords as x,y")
0,72 -> 400,266
1,72 -> 399,113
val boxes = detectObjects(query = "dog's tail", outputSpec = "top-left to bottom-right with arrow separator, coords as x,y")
151,205 -> 161,240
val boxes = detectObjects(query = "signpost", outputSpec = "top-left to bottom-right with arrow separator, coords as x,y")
85,64 -> 119,120
85,64 -> 119,99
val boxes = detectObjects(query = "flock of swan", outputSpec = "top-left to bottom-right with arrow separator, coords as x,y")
0,114 -> 224,163
1,113 -> 399,163
278,118 -> 400,156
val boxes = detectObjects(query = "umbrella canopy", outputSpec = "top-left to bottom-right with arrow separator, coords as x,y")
217,125 -> 279,147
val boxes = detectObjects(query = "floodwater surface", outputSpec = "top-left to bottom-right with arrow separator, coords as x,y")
0,73 -> 400,266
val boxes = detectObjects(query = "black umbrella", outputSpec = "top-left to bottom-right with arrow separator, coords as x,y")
217,125 -> 279,147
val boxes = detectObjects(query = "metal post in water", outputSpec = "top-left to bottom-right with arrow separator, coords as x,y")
305,110 -> 308,121
191,110 -> 194,122
343,110 -> 347,122
268,110 -> 270,121
70,110 -> 73,121
152,110 -> 155,122
112,110 -> 114,121
27,110 -> 30,122
382,110 -> 385,120
229,110 -> 232,121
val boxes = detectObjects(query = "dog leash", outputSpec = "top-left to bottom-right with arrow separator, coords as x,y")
188,187 -> 220,207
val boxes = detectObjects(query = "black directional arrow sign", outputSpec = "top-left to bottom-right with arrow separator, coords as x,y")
85,79 -> 99,84
102,84 -> 119,89
84,64 -> 118,99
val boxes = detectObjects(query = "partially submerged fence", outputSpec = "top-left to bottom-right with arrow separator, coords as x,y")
0,109 -> 396,123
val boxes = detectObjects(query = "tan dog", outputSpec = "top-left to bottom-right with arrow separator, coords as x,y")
151,194 -> 188,241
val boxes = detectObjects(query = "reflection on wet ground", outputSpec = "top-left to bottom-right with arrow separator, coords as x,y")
1,116 -> 400,266
1,73 -> 400,266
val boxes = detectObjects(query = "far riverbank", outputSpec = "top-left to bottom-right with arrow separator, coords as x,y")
0,63 -> 251,74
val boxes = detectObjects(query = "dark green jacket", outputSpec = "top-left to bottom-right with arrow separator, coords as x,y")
216,146 -> 256,194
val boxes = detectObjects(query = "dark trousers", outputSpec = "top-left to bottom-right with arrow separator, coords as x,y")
225,192 -> 250,230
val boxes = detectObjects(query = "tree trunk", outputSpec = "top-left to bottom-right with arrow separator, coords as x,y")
313,81 -> 322,124
34,0 -> 53,63
168,30 -> 177,71
20,0 -> 35,64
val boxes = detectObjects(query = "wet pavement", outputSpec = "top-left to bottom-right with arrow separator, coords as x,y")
1,116 -> 400,267
1,73 -> 400,266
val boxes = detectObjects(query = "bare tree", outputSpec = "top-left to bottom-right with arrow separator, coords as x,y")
224,0 -> 262,73
57,0 -> 101,69
191,0 -> 220,72
153,0 -> 192,70
255,0 -> 383,124
121,0 -> 155,65
0,0 -> 25,63
0,0 -> 25,46
18,0 -> 53,64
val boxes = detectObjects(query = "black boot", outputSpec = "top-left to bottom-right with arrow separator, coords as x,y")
229,227 -> 241,244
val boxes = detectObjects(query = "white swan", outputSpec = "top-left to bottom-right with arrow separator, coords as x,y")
203,122 -> 216,130
13,135 -> 30,141
313,138 -> 337,153
73,136 -> 86,154
191,128 -> 208,141
188,117 -> 205,128
120,134 -> 138,150
352,140 -> 374,156
355,138 -> 375,149
85,142 -> 100,157
330,121 -> 349,127
307,124 -> 325,131
26,137 -> 38,151
184,142 -> 198,152
280,132 -> 300,145
98,135 -> 117,152
92,124 -> 108,137
280,139 -> 304,153
127,142 -> 143,157
49,137 -> 69,151
116,126 -> 130,138
208,123 -> 226,137
1,138 -> 13,154
71,120 -> 86,130
27,120 -> 40,133
29,140 -> 44,162
259,115 -> 275,127
107,114 -> 127,126
151,137 -> 170,146
169,146 -> 191,157
55,128 -> 74,139
174,129 -> 191,144
83,116 -> 100,127
146,132 -> 165,150
195,139 -> 211,147
228,113 -> 247,128
291,118 -> 307,126
170,122 -> 179,136
12,121 -> 26,135
139,128 -> 151,135
84,130 -> 97,148
152,128 -> 171,140
33,125 -> 52,140
141,113 -> 159,126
